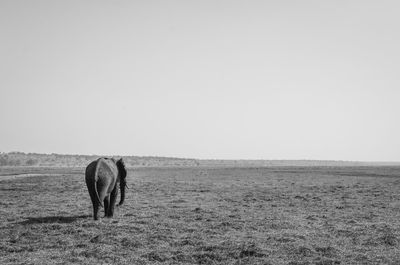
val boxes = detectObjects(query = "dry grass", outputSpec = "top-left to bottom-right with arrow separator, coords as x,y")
1,166 -> 400,264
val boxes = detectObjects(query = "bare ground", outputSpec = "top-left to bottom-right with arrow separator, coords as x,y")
1,166 -> 400,264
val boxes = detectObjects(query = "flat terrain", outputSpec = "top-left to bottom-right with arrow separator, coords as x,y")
1,166 -> 400,264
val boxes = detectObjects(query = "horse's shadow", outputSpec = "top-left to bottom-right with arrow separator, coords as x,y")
18,215 -> 89,225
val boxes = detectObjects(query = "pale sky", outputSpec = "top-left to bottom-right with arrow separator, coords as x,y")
1,1 -> 399,161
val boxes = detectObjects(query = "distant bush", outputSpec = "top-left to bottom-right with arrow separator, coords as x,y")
26,159 -> 37,166
0,155 -> 21,166
0,156 -> 7,166
9,159 -> 21,166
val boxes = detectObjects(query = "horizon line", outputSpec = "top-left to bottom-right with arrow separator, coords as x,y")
1,150 -> 400,164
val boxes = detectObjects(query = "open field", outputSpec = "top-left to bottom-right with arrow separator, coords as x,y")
1,166 -> 400,264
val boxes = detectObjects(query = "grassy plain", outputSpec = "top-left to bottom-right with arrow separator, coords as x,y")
1,166 -> 400,264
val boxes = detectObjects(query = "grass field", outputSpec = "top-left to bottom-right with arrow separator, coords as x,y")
1,166 -> 400,264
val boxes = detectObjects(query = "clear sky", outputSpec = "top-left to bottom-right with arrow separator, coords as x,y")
1,1 -> 399,161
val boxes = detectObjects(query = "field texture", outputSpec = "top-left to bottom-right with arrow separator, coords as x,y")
1,166 -> 400,264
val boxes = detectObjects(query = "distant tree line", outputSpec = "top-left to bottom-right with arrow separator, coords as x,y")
0,152 -> 198,167
0,155 -> 37,166
1,151 -> 386,167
